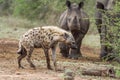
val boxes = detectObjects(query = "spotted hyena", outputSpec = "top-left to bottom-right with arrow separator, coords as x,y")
17,26 -> 77,71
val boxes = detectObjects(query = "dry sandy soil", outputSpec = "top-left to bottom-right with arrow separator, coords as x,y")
0,38 -> 119,80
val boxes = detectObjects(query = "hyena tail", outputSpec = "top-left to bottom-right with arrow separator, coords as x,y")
17,45 -> 27,55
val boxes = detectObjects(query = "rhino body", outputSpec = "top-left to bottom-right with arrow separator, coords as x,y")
59,0 -> 90,59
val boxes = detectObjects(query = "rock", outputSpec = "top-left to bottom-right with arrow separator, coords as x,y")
64,69 -> 75,80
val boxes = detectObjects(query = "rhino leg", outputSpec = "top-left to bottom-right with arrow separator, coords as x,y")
97,22 -> 113,60
96,1 -> 114,60
97,25 -> 108,59
100,44 -> 115,61
96,17 -> 108,59
69,48 -> 82,59
69,32 -> 84,59
100,32 -> 115,60
59,42 -> 69,58
100,45 -> 108,58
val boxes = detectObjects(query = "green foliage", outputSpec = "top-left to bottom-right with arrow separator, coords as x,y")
13,0 -> 66,21
103,0 -> 120,59
0,0 -> 96,25
114,0 -> 120,12
111,1 -> 120,56
0,0 -> 13,15
116,69 -> 120,78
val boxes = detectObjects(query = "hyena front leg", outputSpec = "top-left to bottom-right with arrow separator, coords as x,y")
44,49 -> 52,70
51,46 -> 57,71
26,47 -> 36,69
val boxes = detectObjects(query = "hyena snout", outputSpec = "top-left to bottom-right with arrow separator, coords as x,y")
66,41 -> 77,49
70,42 -> 77,49
63,32 -> 77,49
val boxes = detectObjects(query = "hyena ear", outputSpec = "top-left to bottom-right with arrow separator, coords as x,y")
63,33 -> 69,39
66,0 -> 71,9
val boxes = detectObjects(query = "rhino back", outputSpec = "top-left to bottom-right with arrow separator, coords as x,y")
80,10 -> 90,34
59,10 -> 69,30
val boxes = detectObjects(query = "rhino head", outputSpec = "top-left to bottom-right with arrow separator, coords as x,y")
96,0 -> 115,10
66,0 -> 84,31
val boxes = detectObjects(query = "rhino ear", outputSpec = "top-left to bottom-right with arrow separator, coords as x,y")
66,0 -> 71,9
78,2 -> 84,9
96,2 -> 105,10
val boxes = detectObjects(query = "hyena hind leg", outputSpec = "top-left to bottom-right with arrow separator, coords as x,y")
26,47 -> 36,69
18,53 -> 27,69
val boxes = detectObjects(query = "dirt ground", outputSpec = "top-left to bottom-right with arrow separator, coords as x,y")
0,38 -> 118,80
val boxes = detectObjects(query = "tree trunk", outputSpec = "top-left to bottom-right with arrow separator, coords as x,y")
81,67 -> 115,77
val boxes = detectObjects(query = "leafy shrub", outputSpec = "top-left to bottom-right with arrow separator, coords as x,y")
103,0 -> 120,60
12,0 -> 66,24
0,0 -> 13,15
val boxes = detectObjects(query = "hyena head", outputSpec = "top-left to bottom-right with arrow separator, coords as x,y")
62,32 -> 77,49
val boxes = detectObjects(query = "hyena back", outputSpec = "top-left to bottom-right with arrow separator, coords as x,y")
17,26 -> 77,71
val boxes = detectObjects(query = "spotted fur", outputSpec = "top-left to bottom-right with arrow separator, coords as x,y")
17,26 -> 77,71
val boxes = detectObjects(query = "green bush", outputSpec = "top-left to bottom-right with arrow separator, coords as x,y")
0,0 -> 96,26
0,0 -> 13,15
103,0 -> 120,60
12,0 -> 66,24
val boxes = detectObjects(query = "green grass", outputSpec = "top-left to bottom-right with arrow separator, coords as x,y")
0,16 -> 41,39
